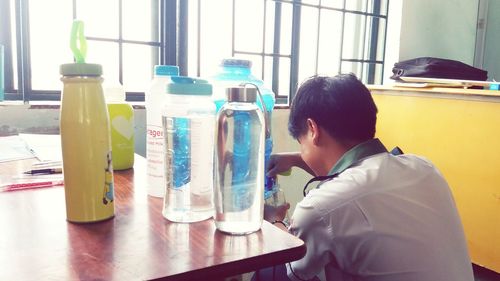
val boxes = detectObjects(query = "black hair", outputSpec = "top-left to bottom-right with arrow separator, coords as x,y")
288,74 -> 377,143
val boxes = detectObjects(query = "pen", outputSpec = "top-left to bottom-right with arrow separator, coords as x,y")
1,180 -> 64,192
24,167 -> 63,175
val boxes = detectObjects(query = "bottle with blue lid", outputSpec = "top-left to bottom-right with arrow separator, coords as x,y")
162,76 -> 215,223
211,58 -> 277,200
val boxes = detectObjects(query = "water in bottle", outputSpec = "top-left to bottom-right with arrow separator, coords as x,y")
214,86 -> 266,234
162,77 -> 215,223
146,65 -> 179,197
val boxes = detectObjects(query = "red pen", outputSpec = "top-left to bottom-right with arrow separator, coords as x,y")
0,180 -> 64,192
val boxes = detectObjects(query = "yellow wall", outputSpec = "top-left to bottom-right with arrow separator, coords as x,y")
371,88 -> 500,272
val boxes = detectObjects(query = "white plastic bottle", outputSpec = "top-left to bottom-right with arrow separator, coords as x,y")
146,65 -> 179,197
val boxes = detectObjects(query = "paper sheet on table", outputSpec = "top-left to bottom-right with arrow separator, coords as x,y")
18,134 -> 62,162
0,135 -> 35,162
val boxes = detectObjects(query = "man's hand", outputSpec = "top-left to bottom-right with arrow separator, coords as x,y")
266,152 -> 315,177
264,203 -> 290,222
266,153 -> 299,178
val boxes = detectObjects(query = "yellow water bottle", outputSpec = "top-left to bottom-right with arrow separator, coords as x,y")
104,83 -> 134,170
59,20 -> 114,223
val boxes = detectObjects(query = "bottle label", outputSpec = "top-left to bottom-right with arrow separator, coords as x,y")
146,123 -> 166,196
103,151 -> 114,204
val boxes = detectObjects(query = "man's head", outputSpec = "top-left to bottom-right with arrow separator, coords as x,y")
289,74 -> 377,144
288,74 -> 378,175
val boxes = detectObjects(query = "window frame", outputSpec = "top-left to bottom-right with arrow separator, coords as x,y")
1,0 -> 174,102
1,0 -> 389,104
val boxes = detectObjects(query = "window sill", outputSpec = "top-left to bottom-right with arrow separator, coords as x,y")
0,101 -> 146,110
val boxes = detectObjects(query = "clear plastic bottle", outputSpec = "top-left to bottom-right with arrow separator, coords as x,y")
210,59 -> 276,199
146,65 -> 179,197
60,62 -> 115,223
162,77 -> 215,223
214,87 -> 265,234
104,83 -> 134,170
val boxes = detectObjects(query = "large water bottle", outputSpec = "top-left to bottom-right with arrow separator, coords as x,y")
146,65 -> 179,197
214,86 -> 266,234
162,77 -> 215,223
210,59 -> 276,198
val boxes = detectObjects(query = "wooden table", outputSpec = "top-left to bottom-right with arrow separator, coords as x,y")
0,155 -> 306,281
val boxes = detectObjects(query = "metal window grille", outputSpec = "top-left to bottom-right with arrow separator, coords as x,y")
1,0 -> 388,104
1,0 -> 169,102
185,0 -> 389,105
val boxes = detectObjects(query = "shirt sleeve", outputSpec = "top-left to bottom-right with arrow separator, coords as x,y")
286,198 -> 335,281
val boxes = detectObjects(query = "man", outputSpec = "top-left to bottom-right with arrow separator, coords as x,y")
257,74 -> 474,281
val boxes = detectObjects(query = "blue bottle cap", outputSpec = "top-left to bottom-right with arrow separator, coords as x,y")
167,76 -> 212,96
154,65 -> 179,76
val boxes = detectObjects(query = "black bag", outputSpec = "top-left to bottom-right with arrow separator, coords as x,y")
390,57 -> 488,81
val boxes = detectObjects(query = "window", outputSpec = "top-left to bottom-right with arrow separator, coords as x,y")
1,0 -> 389,104
1,0 -> 163,102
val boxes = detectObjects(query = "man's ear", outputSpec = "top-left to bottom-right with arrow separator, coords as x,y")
306,118 -> 320,145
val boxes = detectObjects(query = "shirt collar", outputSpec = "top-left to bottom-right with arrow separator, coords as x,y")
328,138 -> 388,176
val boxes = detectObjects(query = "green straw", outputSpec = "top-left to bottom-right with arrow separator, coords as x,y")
70,20 -> 87,63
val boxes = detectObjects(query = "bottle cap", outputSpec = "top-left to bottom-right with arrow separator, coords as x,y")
104,83 -> 126,102
220,58 -> 252,68
155,65 -> 179,76
61,20 -> 103,76
167,76 -> 212,96
226,87 -> 257,102
60,63 -> 102,76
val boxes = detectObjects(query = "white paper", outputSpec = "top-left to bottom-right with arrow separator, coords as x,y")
18,134 -> 62,162
0,135 -> 35,162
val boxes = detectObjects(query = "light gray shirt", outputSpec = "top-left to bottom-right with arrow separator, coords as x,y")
287,146 -> 473,281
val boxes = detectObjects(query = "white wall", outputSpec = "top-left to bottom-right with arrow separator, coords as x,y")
0,104 -> 147,157
483,0 -> 500,80
270,109 -> 309,214
384,0 -> 479,84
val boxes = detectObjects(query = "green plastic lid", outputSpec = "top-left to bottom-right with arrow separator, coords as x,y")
60,20 -> 102,76
60,63 -> 102,76
167,76 -> 212,96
